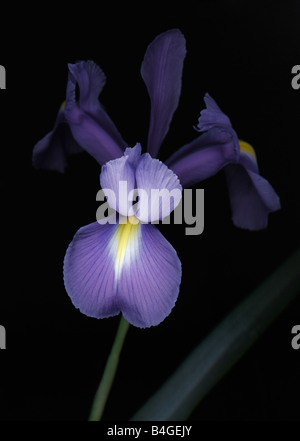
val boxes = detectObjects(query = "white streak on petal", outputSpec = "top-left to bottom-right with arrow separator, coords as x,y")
109,217 -> 141,286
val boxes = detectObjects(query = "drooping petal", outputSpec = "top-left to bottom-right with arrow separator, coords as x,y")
165,128 -> 239,187
168,92 -> 280,229
141,29 -> 186,158
225,164 -> 281,230
63,219 -> 181,328
99,145 -> 141,217
116,222 -> 182,328
32,103 -> 83,172
196,93 -> 232,132
135,153 -> 182,222
238,139 -> 259,174
68,61 -> 127,150
64,67 -> 125,165
63,221 -> 120,319
32,60 -> 127,172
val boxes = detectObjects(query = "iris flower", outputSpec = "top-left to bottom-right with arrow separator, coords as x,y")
166,93 -> 281,230
32,29 -> 280,328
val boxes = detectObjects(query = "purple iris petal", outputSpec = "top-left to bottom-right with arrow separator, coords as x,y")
196,93 -> 232,132
32,104 -> 83,173
67,61 -> 127,151
124,144 -> 143,169
135,153 -> 182,222
64,66 -> 125,165
33,60 -> 127,172
238,141 -> 259,174
118,222 -> 181,328
68,60 -> 106,115
165,128 -> 239,187
63,221 -> 120,320
141,29 -> 186,158
225,164 -> 281,230
63,220 -> 181,328
100,145 -> 141,217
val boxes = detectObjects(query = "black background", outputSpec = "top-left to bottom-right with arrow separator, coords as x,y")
1,0 -> 299,421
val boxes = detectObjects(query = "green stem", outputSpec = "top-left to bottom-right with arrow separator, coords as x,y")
88,316 -> 130,421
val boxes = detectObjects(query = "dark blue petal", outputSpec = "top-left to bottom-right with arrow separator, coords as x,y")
196,93 -> 232,132
165,128 -> 239,187
141,29 -> 186,158
33,60 -> 127,171
32,104 -> 82,173
225,164 -> 281,230
68,61 -> 127,151
64,66 -> 125,165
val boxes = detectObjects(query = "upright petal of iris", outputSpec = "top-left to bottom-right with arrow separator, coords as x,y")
32,60 -> 126,171
141,29 -> 186,159
65,61 -> 126,165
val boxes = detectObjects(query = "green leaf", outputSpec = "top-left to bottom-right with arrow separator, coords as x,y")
131,248 -> 300,421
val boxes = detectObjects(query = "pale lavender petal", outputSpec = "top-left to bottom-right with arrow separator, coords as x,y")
68,61 -> 127,150
100,145 -> 141,216
135,153 -> 182,222
64,69 -> 124,165
196,93 -> 232,132
141,29 -> 186,158
32,104 -> 83,173
63,219 -> 181,328
225,164 -> 281,230
118,223 -> 181,328
63,222 -> 120,319
165,128 -> 239,187
124,144 -> 142,169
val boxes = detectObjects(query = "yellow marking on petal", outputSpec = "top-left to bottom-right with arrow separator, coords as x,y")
113,216 -> 140,281
60,101 -> 66,111
239,140 -> 257,159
